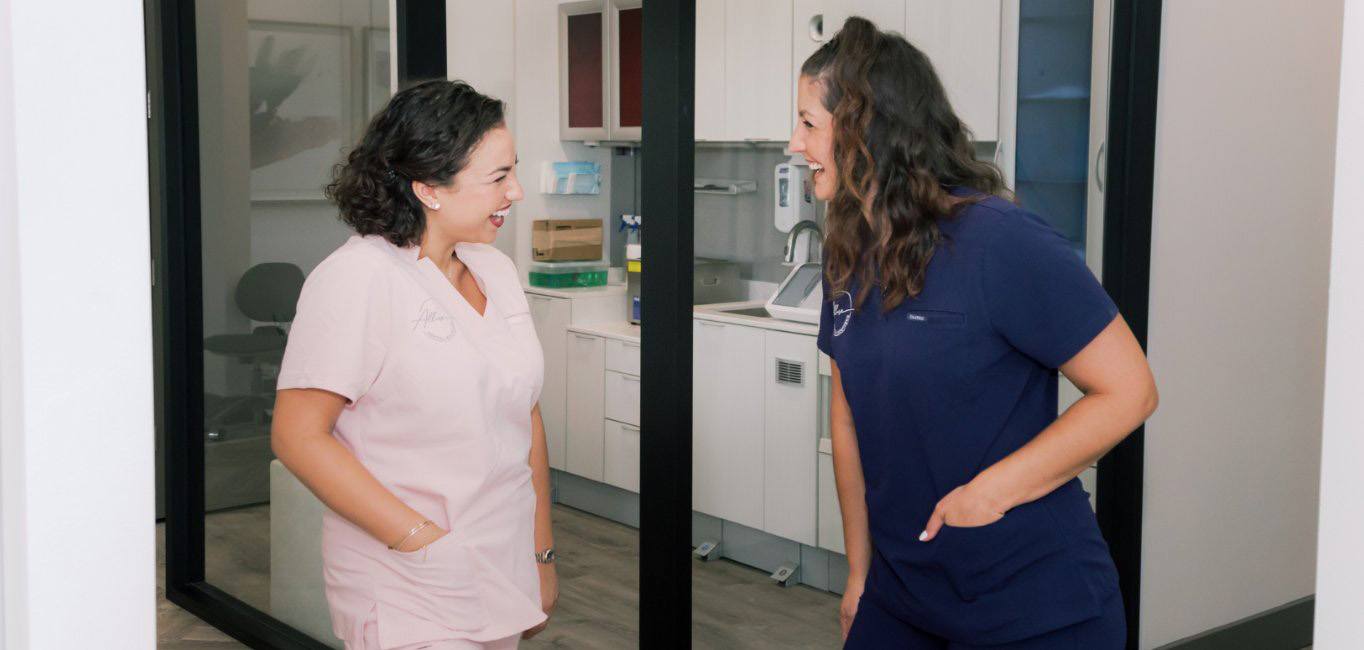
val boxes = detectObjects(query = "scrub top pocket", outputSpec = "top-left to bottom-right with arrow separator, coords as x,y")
376,532 -> 489,646
931,499 -> 1068,602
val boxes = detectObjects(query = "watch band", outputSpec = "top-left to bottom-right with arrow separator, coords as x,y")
534,548 -> 556,564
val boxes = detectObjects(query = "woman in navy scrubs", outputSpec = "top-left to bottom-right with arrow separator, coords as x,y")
790,18 -> 1158,649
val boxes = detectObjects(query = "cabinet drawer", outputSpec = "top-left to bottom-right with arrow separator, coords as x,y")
603,370 -> 640,426
603,419 -> 640,493
605,338 -> 641,375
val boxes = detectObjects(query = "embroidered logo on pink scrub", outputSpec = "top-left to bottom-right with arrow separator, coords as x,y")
411,299 -> 455,341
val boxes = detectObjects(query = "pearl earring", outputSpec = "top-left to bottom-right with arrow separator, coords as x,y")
430,202 -> 440,210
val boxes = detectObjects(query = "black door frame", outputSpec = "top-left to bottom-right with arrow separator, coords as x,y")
637,1 -> 1162,649
156,0 -> 1160,647
1095,2 -> 1162,647
154,1 -> 444,647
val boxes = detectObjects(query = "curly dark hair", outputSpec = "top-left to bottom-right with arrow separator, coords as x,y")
326,79 -> 506,247
802,17 -> 1010,312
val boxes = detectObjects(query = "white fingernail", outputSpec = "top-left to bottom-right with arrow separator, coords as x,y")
918,531 -> 928,541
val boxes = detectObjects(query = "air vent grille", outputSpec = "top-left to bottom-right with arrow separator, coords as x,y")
776,359 -> 804,386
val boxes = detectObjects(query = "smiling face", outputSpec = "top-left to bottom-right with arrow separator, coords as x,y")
413,125 -> 523,245
789,75 -> 837,201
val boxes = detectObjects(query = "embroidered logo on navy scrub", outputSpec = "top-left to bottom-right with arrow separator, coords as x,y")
832,291 -> 854,337
411,299 -> 455,341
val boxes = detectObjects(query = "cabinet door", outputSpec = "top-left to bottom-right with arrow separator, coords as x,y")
565,332 -> 606,481
695,0 -> 727,141
724,0 -> 793,142
529,294 -> 572,470
604,419 -> 641,493
609,0 -> 643,140
693,320 -> 765,530
904,0 -> 1001,142
762,330 -> 819,546
831,0 -> 905,37
560,1 -> 610,141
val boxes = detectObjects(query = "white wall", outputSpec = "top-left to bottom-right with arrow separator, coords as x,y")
447,0 -> 520,261
1141,1 -> 1343,647
1315,1 -> 1364,647
0,0 -> 155,647
508,0 -> 613,278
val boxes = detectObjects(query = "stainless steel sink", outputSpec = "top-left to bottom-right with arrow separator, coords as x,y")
717,306 -> 771,318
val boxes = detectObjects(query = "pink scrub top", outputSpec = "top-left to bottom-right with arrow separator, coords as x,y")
277,234 -> 547,648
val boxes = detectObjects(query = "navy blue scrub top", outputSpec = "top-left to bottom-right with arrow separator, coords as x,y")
817,189 -> 1122,645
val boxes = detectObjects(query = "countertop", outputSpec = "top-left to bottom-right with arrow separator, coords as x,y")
692,301 -> 820,337
567,321 -> 641,344
523,281 -> 627,300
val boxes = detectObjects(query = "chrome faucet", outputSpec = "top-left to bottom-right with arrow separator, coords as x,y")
783,219 -> 823,264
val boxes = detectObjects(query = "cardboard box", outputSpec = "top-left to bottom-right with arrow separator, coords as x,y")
532,219 -> 603,262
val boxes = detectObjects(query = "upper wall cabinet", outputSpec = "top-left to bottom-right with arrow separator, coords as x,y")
695,0 -> 794,143
560,1 -> 609,140
792,0 -> 1001,143
560,0 -> 643,142
904,0 -> 1001,142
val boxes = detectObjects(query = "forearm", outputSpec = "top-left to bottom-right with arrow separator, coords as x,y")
832,428 -> 873,583
272,421 -> 429,548
529,405 -> 555,553
828,362 -> 872,584
973,388 -> 1154,512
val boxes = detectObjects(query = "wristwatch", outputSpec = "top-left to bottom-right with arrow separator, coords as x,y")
534,548 -> 556,564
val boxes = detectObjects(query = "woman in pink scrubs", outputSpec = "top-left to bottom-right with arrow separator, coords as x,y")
272,80 -> 556,649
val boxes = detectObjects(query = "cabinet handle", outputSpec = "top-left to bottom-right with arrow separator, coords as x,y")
744,137 -> 771,142
619,374 -> 640,383
1096,141 -> 1107,192
697,320 -> 724,329
622,425 -> 640,433
574,334 -> 597,342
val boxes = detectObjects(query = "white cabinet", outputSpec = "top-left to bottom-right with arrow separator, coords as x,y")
817,450 -> 845,554
565,332 -> 606,481
554,325 -> 641,493
526,288 -> 626,471
723,0 -> 793,142
559,0 -> 642,141
762,330 -> 819,546
790,0 -> 1002,143
695,0 -> 727,141
693,319 -> 766,531
694,0 -> 793,142
903,0 -> 1001,142
604,419 -> 641,492
529,294 -> 572,470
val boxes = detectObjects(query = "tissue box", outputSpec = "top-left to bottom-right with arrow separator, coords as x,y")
532,219 -> 602,262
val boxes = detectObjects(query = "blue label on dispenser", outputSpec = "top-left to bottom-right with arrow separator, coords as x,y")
632,296 -> 640,322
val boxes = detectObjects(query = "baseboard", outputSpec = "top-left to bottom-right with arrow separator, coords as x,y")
1157,596 -> 1313,650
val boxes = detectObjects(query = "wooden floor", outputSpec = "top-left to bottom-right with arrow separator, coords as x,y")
158,503 -> 843,648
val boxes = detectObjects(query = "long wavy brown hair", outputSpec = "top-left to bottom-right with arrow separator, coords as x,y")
803,17 -> 1010,312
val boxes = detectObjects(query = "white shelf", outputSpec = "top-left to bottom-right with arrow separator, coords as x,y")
694,177 -> 756,195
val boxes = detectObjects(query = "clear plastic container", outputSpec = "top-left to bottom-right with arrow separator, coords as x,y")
528,260 -> 609,288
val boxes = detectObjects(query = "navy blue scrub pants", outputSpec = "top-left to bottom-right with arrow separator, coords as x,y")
844,593 -> 1126,649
